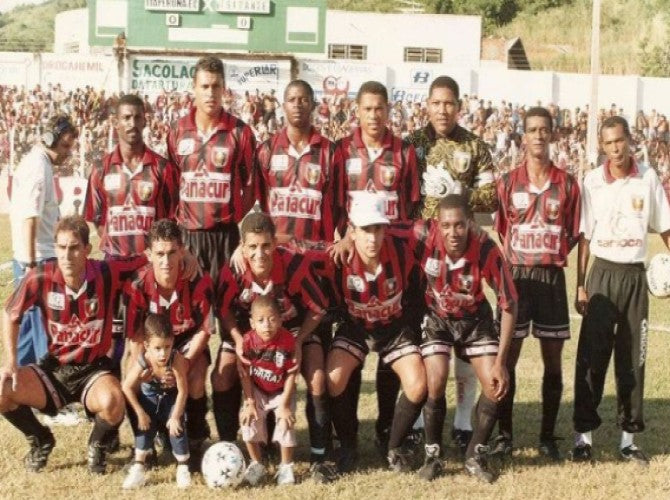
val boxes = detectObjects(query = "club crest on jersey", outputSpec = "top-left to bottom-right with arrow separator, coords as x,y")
458,274 -> 474,293
305,163 -> 321,185
271,154 -> 289,171
240,289 -> 253,303
177,138 -> 195,155
103,174 -> 121,191
453,150 -> 471,174
545,198 -> 560,221
347,275 -> 365,292
346,158 -> 362,175
85,298 -> 99,317
424,258 -> 441,277
631,194 -> 644,213
137,181 -> 154,202
175,304 -> 185,323
47,292 -> 65,311
381,165 -> 397,187
212,147 -> 229,168
275,350 -> 286,368
385,278 -> 397,295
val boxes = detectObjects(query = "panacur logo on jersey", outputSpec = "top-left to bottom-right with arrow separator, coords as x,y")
432,285 -> 475,314
180,162 -> 231,203
107,195 -> 156,237
510,213 -> 561,255
346,293 -> 402,323
48,316 -> 104,348
349,181 -> 399,220
270,183 -> 322,220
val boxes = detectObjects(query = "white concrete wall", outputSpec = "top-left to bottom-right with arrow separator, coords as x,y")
54,8 -> 89,54
324,11 -> 481,67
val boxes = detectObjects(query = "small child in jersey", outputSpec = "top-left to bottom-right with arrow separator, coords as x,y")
121,313 -> 191,489
240,296 -> 298,486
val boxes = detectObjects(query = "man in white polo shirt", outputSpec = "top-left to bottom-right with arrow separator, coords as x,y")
572,116 -> 670,465
9,115 -> 76,366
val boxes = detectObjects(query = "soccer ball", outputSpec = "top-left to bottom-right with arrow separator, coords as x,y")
201,441 -> 246,488
647,253 -> 670,298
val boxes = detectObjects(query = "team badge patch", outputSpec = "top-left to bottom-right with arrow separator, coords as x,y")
458,274 -> 474,293
424,258 -> 440,277
385,278 -> 397,295
212,147 -> 229,168
512,192 -> 530,210
47,292 -> 65,311
347,276 -> 365,292
631,194 -> 644,212
305,163 -> 321,185
545,198 -> 560,221
453,150 -> 471,174
346,158 -> 362,175
177,138 -> 195,155
103,174 -> 121,191
85,298 -> 99,317
275,350 -> 286,368
381,165 -> 397,187
240,289 -> 252,303
137,181 -> 154,202
271,154 -> 289,171
175,304 -> 185,323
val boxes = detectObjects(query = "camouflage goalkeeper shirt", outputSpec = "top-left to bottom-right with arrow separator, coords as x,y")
405,123 -> 498,219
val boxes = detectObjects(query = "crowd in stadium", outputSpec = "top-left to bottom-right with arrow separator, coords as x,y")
0,83 -> 667,184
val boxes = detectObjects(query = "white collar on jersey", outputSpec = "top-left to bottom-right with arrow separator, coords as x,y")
364,263 -> 383,281
251,281 -> 274,295
65,281 -> 88,300
444,255 -> 466,271
288,143 -> 311,159
528,179 -> 551,195
366,146 -> 384,163
158,290 -> 179,308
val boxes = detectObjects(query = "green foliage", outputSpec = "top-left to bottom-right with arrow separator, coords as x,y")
450,0 -> 518,28
639,36 -> 670,78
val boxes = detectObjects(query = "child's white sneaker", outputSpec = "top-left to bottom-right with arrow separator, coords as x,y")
276,462 -> 295,485
176,463 -> 191,489
122,462 -> 146,489
244,460 -> 266,486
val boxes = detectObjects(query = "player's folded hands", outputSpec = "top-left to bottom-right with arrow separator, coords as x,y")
167,416 -> 183,436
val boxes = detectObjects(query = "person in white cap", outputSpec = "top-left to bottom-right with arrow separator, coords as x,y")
315,192 -> 427,474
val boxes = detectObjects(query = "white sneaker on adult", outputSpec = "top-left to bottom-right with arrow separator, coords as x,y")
176,464 -> 191,489
122,463 -> 146,489
244,461 -> 266,486
43,404 -> 83,427
276,462 -> 295,485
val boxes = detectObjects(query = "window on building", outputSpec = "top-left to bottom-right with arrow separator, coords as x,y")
328,44 -> 367,60
403,47 -> 442,63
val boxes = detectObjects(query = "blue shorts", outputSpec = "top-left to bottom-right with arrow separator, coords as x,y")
13,260 -> 48,366
132,389 -> 189,458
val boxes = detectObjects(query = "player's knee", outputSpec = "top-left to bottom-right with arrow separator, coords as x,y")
326,370 -> 347,398
0,393 -> 14,412
402,374 -> 427,403
211,359 -> 238,391
306,368 -> 326,396
426,373 -> 447,399
97,388 -> 125,423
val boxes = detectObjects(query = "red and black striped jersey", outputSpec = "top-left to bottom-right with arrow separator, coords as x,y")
5,259 -> 134,365
217,247 -> 327,332
337,128 -> 420,231
167,107 -> 256,229
84,146 -> 179,258
124,265 -> 214,348
314,235 -> 416,330
390,222 -> 517,319
494,162 -> 581,267
243,327 -> 296,394
255,127 -> 344,245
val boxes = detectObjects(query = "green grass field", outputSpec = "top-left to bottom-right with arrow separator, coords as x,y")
1,214 -> 670,499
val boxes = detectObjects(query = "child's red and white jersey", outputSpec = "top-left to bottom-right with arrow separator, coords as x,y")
255,127 -> 344,244
495,162 -> 581,267
243,327 -> 296,394
580,159 -> 670,263
338,128 -> 419,229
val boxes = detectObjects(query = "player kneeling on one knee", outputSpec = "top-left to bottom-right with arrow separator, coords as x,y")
319,193 -> 427,474
239,296 -> 298,486
0,216 -> 129,474
122,313 -> 191,489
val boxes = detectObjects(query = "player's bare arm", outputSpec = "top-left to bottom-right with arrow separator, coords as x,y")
290,312 -> 325,373
0,311 -> 21,394
492,302 -> 516,401
238,360 -> 257,426
122,360 -> 151,431
575,234 -> 590,315
278,372 -> 297,430
223,310 -> 249,364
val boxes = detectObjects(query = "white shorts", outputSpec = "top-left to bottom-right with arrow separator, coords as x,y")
240,386 -> 297,447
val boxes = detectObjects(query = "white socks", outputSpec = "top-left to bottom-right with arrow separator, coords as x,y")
453,357 -> 477,431
620,431 -> 634,450
575,431 -> 592,447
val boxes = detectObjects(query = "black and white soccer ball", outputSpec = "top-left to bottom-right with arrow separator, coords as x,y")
201,441 -> 246,488
647,253 -> 670,298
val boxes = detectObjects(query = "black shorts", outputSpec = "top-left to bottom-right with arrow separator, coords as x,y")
176,335 -> 212,365
507,265 -> 570,339
331,318 -> 420,366
182,222 -> 239,283
421,305 -> 499,361
29,356 -> 115,416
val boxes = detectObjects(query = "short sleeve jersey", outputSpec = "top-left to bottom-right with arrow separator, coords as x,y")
255,127 -> 344,244
167,107 -> 256,229
338,128 -> 419,230
406,123 -> 497,218
5,259 -> 132,365
495,162 -> 581,267
125,266 -> 214,348
84,146 -> 179,257
243,328 -> 296,394
580,159 -> 670,263
217,247 -> 327,332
